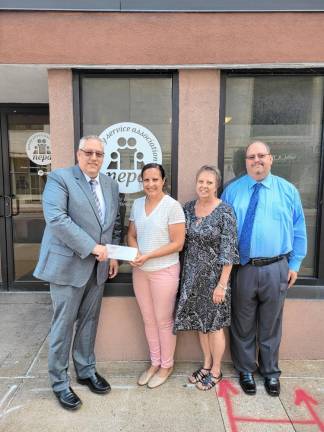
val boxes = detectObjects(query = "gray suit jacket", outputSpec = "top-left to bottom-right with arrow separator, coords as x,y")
34,165 -> 121,287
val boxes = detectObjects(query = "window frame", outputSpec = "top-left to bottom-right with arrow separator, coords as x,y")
219,69 -> 324,298
73,69 -> 179,296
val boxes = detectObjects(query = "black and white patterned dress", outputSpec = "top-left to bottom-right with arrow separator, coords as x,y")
174,200 -> 239,333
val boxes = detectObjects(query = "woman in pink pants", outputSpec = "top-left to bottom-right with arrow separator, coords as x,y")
128,163 -> 185,389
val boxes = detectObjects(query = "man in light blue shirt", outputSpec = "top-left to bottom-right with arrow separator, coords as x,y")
222,141 -> 307,397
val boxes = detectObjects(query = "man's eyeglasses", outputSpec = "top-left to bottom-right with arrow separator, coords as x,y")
80,149 -> 105,158
246,153 -> 270,161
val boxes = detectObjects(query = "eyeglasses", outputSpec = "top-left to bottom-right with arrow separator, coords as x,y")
80,149 -> 105,158
246,153 -> 270,161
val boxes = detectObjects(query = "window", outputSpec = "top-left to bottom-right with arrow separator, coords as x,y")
79,72 -> 176,278
223,73 -> 324,278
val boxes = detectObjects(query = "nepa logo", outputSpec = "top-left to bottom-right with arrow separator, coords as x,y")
26,132 -> 51,166
100,122 -> 162,194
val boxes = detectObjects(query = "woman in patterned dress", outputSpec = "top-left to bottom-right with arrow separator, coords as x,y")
174,165 -> 239,390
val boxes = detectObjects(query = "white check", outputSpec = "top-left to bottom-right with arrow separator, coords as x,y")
106,244 -> 138,261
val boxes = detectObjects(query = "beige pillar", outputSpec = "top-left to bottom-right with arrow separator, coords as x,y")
48,69 -> 75,169
178,69 -> 221,203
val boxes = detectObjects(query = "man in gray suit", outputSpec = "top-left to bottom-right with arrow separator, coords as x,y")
34,135 -> 121,410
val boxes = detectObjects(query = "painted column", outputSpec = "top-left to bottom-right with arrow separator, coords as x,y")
47,69 -> 75,169
176,69 -> 229,361
178,69 -> 221,203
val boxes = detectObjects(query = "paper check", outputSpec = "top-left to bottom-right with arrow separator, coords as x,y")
106,244 -> 138,261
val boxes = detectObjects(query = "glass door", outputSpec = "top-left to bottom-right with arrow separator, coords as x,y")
0,105 -> 50,290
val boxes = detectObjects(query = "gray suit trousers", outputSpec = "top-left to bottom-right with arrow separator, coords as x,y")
48,265 -> 104,392
230,258 -> 289,379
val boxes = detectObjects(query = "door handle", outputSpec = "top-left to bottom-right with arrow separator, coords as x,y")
1,196 -> 20,217
3,195 -> 19,217
0,196 -> 4,217
10,194 -> 20,217
4,196 -> 12,217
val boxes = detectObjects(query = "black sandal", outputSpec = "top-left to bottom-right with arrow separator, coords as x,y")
196,371 -> 223,390
188,367 -> 211,384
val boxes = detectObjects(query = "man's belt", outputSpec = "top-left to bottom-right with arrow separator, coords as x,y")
249,255 -> 287,267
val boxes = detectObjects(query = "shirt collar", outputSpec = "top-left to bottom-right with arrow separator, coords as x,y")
247,173 -> 272,190
82,172 -> 100,184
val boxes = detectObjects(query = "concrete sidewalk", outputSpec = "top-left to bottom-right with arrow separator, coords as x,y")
0,293 -> 323,432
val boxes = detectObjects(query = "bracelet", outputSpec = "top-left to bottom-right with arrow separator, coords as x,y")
217,282 -> 227,291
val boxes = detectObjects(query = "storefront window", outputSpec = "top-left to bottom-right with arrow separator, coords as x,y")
224,75 -> 324,277
81,75 -> 173,274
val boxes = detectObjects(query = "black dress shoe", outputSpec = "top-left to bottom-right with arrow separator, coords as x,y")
264,377 -> 280,397
77,372 -> 111,394
54,387 -> 82,410
239,372 -> 256,395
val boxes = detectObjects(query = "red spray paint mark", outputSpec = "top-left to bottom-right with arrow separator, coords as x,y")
218,380 -> 240,432
295,388 -> 324,432
217,379 -> 324,431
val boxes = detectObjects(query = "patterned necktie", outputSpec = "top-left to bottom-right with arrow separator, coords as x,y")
89,179 -> 104,224
239,182 -> 262,265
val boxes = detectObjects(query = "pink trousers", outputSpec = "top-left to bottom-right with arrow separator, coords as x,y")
132,263 -> 180,369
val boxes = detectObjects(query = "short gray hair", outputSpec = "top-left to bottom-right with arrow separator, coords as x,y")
245,140 -> 271,155
78,135 -> 104,150
196,165 -> 222,186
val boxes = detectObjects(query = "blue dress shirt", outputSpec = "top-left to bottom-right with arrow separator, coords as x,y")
221,173 -> 307,271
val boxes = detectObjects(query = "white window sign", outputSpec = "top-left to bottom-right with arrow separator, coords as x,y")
100,122 -> 162,194
26,132 -> 51,166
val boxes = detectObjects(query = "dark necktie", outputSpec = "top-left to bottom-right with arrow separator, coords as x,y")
89,179 -> 104,224
239,182 -> 262,265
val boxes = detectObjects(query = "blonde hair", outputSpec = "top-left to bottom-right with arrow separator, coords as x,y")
196,165 -> 222,187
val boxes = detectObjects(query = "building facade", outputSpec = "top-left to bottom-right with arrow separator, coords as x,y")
0,1 -> 324,360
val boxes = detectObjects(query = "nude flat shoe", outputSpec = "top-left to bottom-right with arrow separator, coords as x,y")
147,367 -> 173,389
137,368 -> 159,386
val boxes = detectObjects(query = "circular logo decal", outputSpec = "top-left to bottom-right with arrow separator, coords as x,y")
26,132 -> 51,166
99,122 -> 162,194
